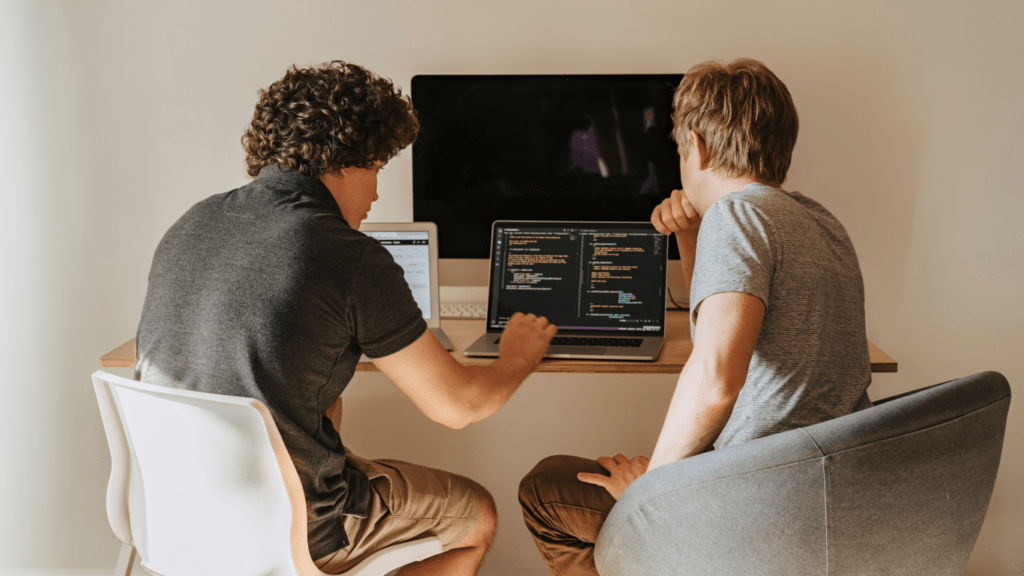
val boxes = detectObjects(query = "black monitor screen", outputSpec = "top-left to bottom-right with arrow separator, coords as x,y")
412,74 -> 684,259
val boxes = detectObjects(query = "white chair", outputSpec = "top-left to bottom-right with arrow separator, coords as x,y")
92,370 -> 442,576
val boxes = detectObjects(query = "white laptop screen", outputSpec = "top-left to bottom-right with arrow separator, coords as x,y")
488,222 -> 666,334
363,230 -> 432,320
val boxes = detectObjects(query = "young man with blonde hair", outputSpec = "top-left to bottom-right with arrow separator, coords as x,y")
519,58 -> 870,576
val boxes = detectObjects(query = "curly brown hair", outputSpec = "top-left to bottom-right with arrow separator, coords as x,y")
242,61 -> 418,178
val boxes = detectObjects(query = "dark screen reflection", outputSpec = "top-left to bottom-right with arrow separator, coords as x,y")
412,75 -> 684,259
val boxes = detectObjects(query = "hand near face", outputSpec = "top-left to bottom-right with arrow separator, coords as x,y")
577,454 -> 650,501
651,189 -> 701,236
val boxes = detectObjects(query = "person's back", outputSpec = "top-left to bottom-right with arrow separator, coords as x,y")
693,184 -> 870,449
136,166 -> 417,557
137,169 -> 389,399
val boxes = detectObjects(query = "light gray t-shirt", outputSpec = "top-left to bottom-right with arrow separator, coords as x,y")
690,183 -> 871,449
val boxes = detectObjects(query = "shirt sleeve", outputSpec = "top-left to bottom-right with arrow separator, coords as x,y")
348,240 -> 428,358
690,197 -> 777,322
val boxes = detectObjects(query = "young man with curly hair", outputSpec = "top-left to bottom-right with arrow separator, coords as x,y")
518,59 -> 871,576
136,61 -> 556,575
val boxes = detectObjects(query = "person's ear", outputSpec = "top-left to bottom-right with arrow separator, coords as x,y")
688,130 -> 711,171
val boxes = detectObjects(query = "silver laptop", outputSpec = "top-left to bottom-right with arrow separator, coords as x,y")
361,222 -> 453,350
464,221 -> 668,361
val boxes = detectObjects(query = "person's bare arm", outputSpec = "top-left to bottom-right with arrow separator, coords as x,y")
577,291 -> 764,500
371,312 -> 556,429
647,291 -> 765,471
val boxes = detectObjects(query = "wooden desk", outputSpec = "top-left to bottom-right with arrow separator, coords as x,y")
101,310 -> 897,373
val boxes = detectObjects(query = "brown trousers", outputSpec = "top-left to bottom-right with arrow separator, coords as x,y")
314,452 -> 481,574
518,455 -> 617,576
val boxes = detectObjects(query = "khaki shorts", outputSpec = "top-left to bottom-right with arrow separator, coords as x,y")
314,451 -> 482,574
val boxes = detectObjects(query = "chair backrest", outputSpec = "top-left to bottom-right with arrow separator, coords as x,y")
595,371 -> 1012,576
92,370 -> 320,576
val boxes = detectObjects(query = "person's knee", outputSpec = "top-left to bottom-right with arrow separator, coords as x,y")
476,485 -> 497,539
458,480 -> 496,549
519,456 -> 556,508
519,454 -> 616,546
519,454 -> 588,510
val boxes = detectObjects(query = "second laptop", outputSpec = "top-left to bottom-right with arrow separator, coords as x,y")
463,221 -> 668,361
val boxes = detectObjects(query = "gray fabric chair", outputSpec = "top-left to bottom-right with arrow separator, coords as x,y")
595,371 -> 1011,576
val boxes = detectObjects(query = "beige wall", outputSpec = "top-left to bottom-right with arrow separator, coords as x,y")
1,0 -> 1021,573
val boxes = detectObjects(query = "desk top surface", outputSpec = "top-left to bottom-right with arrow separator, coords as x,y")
101,310 -> 897,374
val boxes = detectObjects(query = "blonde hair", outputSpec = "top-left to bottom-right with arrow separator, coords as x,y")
672,58 -> 798,184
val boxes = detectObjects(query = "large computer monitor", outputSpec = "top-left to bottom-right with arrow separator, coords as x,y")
411,74 -> 685,290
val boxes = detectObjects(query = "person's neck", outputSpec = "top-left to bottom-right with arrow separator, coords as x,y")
693,174 -> 780,216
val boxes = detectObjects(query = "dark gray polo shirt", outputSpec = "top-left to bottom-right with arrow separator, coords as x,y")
135,165 -> 426,557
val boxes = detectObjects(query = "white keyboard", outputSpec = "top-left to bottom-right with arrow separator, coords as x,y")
440,302 -> 488,319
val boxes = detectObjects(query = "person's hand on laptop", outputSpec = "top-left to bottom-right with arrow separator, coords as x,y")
498,312 -> 557,373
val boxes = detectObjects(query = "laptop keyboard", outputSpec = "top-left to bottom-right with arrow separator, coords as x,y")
496,335 -> 643,347
551,336 -> 643,347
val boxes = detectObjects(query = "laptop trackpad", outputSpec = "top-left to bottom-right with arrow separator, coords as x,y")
547,346 -> 606,357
